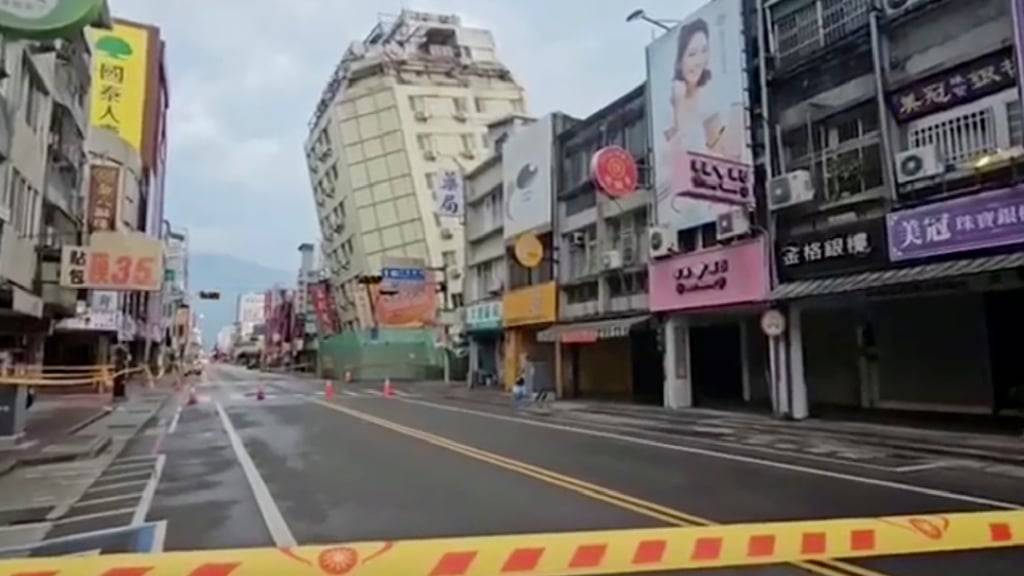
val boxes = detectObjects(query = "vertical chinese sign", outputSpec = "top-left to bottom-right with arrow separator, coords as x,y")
308,281 -> 340,336
87,165 -> 119,232
433,169 -> 465,218
88,23 -> 150,151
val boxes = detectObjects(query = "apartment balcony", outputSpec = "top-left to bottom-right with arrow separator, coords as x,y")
38,257 -> 76,319
562,300 -> 600,321
608,293 -> 648,314
771,0 -> 871,73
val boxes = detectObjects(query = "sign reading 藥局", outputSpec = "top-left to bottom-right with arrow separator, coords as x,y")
433,169 -> 465,218
777,218 -> 889,281
887,185 -> 1024,262
647,0 -> 752,232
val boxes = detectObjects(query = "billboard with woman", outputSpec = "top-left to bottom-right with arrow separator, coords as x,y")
647,0 -> 752,232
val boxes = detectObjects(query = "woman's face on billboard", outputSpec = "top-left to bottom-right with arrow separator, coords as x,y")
678,30 -> 709,88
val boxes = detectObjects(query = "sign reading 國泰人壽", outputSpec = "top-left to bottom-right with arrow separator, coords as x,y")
88,22 -> 151,152
0,0 -> 105,39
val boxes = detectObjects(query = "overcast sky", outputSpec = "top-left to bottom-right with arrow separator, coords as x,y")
108,0 -> 703,272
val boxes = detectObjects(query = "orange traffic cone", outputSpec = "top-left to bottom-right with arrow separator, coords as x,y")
256,385 -> 266,401
187,386 -> 197,406
325,380 -> 335,400
383,378 -> 394,398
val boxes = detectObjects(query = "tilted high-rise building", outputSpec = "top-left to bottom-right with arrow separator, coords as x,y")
305,10 -> 527,331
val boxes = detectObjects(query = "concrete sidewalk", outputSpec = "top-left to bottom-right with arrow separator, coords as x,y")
443,386 -> 1024,467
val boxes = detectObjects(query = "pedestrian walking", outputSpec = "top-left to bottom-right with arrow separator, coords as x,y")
112,346 -> 127,400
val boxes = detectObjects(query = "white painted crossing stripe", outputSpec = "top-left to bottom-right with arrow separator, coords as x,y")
215,401 -> 296,547
364,389 -> 383,397
341,390 -> 361,397
168,406 -> 182,435
133,453 -> 165,525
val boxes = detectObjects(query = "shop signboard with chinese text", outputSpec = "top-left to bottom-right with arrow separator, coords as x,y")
375,266 -> 437,327
60,232 -> 163,292
466,301 -> 502,332
308,281 -> 340,336
889,49 -> 1016,123
87,165 -> 120,232
433,169 -> 464,218
777,218 -> 889,281
503,282 -> 556,327
649,237 -> 768,312
87,23 -> 151,152
888,185 -> 1024,261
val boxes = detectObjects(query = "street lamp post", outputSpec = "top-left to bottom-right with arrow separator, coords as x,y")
625,9 -> 679,32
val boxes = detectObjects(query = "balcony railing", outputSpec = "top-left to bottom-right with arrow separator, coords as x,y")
773,0 -> 871,68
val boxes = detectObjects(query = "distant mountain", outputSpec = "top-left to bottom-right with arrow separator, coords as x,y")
188,252 -> 293,349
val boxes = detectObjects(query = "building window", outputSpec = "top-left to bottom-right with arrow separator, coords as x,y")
417,134 -> 435,152
453,97 -> 467,114
21,56 -> 43,132
565,282 -> 598,304
409,96 -> 425,113
450,293 -> 464,308
474,97 -> 486,113
460,133 -> 475,152
10,170 -> 36,238
772,0 -> 871,66
426,172 -> 437,193
565,190 -> 596,217
442,250 -> 457,268
608,271 -> 647,298
908,106 -> 997,166
566,226 -> 598,278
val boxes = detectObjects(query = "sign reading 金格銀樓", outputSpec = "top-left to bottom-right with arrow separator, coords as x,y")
777,218 -> 889,281
649,237 -> 769,312
887,186 -> 1024,262
888,49 -> 1016,123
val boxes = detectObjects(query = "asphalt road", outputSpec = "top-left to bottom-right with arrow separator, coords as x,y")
139,365 -> 1024,575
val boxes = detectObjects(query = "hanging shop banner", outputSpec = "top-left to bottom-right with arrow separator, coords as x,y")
503,282 -> 556,327
887,185 -> 1024,262
1015,0 -> 1024,98
0,0 -> 104,39
308,281 -> 340,336
889,49 -> 1016,123
375,266 -> 437,328
591,146 -> 639,198
649,237 -> 768,312
60,232 -> 163,292
647,0 -> 752,231
88,22 -> 151,152
777,218 -> 889,281
433,169 -> 465,218
87,164 -> 120,232
503,115 -> 554,239
465,300 -> 502,332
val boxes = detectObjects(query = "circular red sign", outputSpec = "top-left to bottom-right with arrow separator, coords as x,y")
591,146 -> 639,198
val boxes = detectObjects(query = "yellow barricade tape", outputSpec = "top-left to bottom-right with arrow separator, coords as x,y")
0,366 -> 143,387
0,510 -> 1021,575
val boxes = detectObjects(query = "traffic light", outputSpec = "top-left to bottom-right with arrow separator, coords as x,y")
198,291 -> 221,300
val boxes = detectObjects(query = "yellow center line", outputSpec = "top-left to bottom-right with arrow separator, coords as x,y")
311,399 -> 889,576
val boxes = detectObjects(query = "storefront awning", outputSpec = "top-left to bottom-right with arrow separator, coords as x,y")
537,316 -> 650,344
773,253 -> 1024,301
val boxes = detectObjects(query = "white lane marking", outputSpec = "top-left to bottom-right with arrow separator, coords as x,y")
168,406 -> 182,435
151,520 -> 167,553
342,391 -> 361,397
399,398 -> 1023,511
393,390 -> 418,398
215,401 -> 297,547
132,454 -> 165,525
892,461 -> 953,473
364,389 -> 383,397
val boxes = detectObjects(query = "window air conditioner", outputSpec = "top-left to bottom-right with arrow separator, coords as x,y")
716,208 -> 752,242
648,227 -> 678,259
883,0 -> 931,18
454,112 -> 468,122
423,150 -> 437,161
601,250 -> 623,271
895,145 -> 944,184
768,170 -> 815,210
414,110 -> 430,121
569,231 -> 586,246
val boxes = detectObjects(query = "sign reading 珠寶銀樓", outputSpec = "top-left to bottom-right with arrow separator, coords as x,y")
0,0 -> 104,39
87,22 -> 151,152
503,282 -> 556,327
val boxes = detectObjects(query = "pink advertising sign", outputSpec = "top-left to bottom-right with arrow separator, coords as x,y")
649,237 -> 769,312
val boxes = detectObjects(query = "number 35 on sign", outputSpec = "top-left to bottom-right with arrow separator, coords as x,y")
60,232 -> 164,292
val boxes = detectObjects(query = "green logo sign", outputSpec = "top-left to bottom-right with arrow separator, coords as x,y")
95,34 -> 132,59
0,0 -> 105,39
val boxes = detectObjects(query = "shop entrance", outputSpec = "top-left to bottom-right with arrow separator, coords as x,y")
631,330 -> 663,405
690,323 -> 743,405
987,288 -> 1024,414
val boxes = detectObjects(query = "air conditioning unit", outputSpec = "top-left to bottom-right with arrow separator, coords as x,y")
423,150 -> 437,161
895,145 -> 944,184
414,110 -> 430,121
648,227 -> 678,259
883,0 -> 931,18
460,149 -> 476,159
454,112 -> 468,122
569,231 -> 587,246
716,208 -> 751,242
768,170 -> 815,211
448,267 -> 462,280
601,250 -> 623,271
440,227 -> 454,240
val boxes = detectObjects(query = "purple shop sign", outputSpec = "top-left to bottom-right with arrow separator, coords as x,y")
887,186 -> 1024,262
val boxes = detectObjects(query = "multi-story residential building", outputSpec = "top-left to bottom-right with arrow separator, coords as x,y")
463,115 -> 532,387
295,242 -> 321,367
236,292 -> 266,340
304,10 -> 526,333
538,85 -> 663,403
765,0 -> 1024,418
160,225 -> 188,369
1,9 -> 111,369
